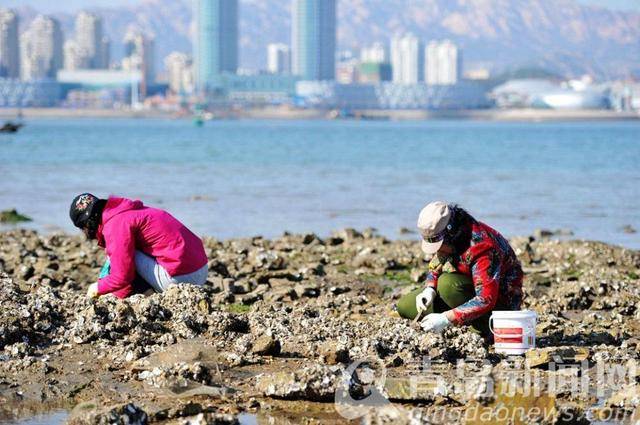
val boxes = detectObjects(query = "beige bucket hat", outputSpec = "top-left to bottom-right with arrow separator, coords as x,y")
417,201 -> 451,254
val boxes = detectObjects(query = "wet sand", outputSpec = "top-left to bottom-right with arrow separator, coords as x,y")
1,229 -> 639,424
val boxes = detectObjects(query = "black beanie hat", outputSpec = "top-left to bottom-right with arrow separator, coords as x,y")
69,193 -> 100,229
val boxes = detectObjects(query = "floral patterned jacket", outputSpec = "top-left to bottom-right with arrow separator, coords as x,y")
425,220 -> 523,325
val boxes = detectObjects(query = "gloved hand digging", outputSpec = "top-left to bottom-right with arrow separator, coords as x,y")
421,313 -> 451,333
86,282 -> 99,299
415,287 -> 436,314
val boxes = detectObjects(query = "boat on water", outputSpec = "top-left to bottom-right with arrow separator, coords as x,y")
193,111 -> 215,127
0,121 -> 23,133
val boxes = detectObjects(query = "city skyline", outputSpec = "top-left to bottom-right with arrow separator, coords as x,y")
0,0 -> 637,112
0,6 -> 463,86
0,0 -> 637,80
0,2 -> 636,113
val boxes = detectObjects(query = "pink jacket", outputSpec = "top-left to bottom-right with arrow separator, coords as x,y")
96,197 -> 208,298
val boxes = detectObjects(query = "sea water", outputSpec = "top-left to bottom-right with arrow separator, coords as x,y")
1,118 -> 638,248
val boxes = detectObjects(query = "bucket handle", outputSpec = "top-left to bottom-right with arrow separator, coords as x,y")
489,316 -> 536,338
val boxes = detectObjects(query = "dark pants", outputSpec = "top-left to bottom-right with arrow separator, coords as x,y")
396,273 -> 491,336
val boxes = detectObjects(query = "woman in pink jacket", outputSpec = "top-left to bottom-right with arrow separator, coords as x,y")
69,193 -> 208,299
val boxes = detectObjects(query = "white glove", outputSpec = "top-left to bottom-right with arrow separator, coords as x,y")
415,287 -> 437,314
86,282 -> 99,299
421,313 -> 451,333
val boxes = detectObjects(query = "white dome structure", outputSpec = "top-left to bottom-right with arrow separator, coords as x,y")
491,78 -> 608,110
534,90 -> 607,109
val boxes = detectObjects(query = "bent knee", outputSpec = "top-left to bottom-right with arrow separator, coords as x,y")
436,272 -> 472,292
435,272 -> 474,308
395,288 -> 422,320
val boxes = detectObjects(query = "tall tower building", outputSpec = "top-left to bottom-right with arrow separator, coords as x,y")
75,11 -> 108,68
390,33 -> 423,84
426,40 -> 461,85
20,15 -> 63,80
123,28 -> 155,96
267,43 -> 290,74
99,36 -> 111,69
194,0 -> 238,92
291,0 -> 336,81
0,8 -> 20,78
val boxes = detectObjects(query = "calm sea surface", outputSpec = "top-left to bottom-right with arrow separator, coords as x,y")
1,118 -> 638,248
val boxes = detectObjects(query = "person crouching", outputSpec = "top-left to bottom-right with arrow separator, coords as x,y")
69,193 -> 208,299
396,201 -> 523,338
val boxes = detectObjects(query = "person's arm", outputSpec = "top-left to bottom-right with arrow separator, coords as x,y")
424,255 -> 442,289
97,220 -> 136,298
448,244 -> 500,325
425,269 -> 439,289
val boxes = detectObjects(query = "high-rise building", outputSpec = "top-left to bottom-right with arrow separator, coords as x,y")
360,42 -> 387,64
390,33 -> 423,84
291,0 -> 336,81
75,11 -> 109,69
123,28 -> 155,96
164,51 -> 194,94
425,40 -> 461,85
20,15 -> 63,80
0,8 -> 20,78
267,43 -> 291,74
194,0 -> 238,91
99,36 -> 111,69
63,40 -> 89,70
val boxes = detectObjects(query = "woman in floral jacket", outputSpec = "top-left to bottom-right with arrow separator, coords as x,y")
396,201 -> 523,337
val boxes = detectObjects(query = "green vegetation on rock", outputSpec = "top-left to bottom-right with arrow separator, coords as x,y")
226,303 -> 251,314
360,270 -> 413,286
383,270 -> 413,285
0,209 -> 32,223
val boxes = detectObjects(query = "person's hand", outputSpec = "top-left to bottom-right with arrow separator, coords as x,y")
420,313 -> 451,333
86,282 -> 99,299
415,287 -> 437,314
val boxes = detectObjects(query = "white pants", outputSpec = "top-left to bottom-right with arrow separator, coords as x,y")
134,250 -> 208,293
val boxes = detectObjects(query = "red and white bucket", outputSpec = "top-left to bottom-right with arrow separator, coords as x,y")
489,310 -> 537,355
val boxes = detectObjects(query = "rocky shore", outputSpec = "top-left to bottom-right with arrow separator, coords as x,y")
1,229 -> 639,424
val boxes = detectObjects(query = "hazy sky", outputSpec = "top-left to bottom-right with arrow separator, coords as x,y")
580,0 -> 640,9
2,0 -> 640,13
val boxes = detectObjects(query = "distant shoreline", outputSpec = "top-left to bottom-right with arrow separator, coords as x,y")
0,107 -> 638,122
